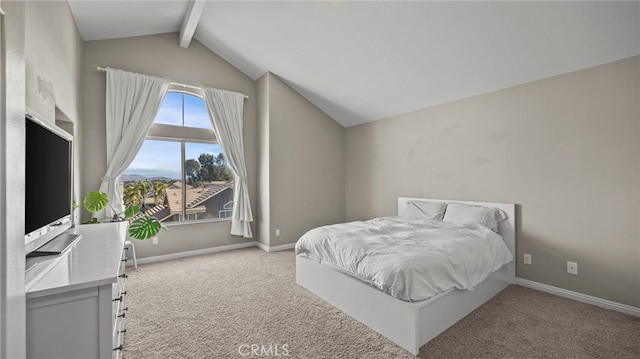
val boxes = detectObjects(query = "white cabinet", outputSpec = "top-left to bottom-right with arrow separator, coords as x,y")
26,223 -> 128,359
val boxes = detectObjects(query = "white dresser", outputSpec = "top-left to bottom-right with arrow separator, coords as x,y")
26,222 -> 128,359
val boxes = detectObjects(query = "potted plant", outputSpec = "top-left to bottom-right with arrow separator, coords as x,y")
82,190 -> 165,240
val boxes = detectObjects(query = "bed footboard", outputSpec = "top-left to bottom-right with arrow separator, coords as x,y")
296,255 -> 512,355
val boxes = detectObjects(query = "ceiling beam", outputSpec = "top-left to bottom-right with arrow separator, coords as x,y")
179,0 -> 206,48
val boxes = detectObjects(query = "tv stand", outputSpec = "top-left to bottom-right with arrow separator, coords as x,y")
26,222 -> 128,359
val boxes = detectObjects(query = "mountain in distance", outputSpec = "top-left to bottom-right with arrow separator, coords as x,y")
121,174 -> 146,182
121,174 -> 176,183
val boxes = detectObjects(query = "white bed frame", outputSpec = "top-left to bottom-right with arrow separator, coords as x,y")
296,197 -> 516,355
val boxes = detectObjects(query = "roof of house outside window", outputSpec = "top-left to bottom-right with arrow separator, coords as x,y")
130,181 -> 233,222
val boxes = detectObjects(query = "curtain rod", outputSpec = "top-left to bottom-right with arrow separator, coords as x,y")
96,67 -> 249,99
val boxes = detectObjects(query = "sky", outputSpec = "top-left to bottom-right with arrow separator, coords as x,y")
123,92 -> 224,179
154,92 -> 212,128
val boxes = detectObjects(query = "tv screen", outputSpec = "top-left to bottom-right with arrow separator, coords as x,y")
25,116 -> 73,236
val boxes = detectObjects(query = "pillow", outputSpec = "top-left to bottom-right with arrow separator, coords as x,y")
406,200 -> 447,221
442,203 -> 508,232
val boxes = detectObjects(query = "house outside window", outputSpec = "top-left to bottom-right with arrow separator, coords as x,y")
122,87 -> 234,224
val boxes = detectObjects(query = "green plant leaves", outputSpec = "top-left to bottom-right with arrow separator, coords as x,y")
84,191 -> 109,213
128,216 -> 162,240
82,190 -> 165,238
124,205 -> 140,218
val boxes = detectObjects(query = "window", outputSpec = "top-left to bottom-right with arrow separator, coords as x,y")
122,89 -> 234,224
219,201 -> 234,218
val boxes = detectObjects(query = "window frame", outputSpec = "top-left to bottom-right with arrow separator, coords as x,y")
129,86 -> 233,225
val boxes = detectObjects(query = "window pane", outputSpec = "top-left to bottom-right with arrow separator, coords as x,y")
183,142 -> 234,221
121,137 -> 233,224
154,92 -> 183,126
122,140 -> 180,223
183,93 -> 212,129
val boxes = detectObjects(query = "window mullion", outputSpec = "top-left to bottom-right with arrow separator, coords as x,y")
181,141 -> 187,221
181,92 -> 185,127
180,93 -> 186,221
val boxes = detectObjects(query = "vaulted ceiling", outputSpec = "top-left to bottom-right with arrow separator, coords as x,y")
68,1 -> 640,127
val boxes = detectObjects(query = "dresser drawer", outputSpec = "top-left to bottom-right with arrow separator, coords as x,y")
112,311 -> 126,359
112,243 -> 128,358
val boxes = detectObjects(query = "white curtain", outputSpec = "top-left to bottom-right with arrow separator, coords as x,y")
97,68 -> 169,220
202,88 -> 253,238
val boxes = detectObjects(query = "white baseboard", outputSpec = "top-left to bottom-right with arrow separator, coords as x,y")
131,241 -> 297,265
134,242 -> 258,265
516,278 -> 640,318
255,242 -> 296,253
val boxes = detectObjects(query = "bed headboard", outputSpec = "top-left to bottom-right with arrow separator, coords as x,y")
398,197 -> 516,282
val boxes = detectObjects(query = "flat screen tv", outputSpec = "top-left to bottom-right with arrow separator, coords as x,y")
24,114 -> 74,253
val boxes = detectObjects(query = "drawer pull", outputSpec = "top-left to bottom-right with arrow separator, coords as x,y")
124,247 -> 129,251
120,328 -> 127,334
121,258 -> 128,263
112,296 -> 123,302
113,345 -> 123,352
122,307 -> 129,311
119,273 -> 128,279
122,291 -> 127,296
118,313 -> 126,318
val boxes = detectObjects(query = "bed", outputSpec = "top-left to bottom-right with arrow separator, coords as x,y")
295,197 -> 516,355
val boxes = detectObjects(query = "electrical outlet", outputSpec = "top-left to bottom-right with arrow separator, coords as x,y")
523,254 -> 532,265
152,237 -> 159,245
275,229 -> 280,236
567,261 -> 578,275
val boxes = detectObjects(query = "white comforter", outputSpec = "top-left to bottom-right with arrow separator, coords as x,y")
295,217 -> 513,302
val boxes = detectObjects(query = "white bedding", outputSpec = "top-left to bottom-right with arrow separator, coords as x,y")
295,217 -> 513,302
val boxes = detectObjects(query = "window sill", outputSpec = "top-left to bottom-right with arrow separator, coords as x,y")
162,218 -> 232,228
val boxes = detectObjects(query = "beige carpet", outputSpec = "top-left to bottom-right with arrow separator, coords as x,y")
123,248 -> 639,358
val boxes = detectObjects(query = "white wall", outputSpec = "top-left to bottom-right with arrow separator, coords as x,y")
25,0 -> 83,125
0,2 -> 26,357
345,57 -> 640,307
257,73 -> 345,248
256,75 -> 270,247
25,0 -> 83,224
